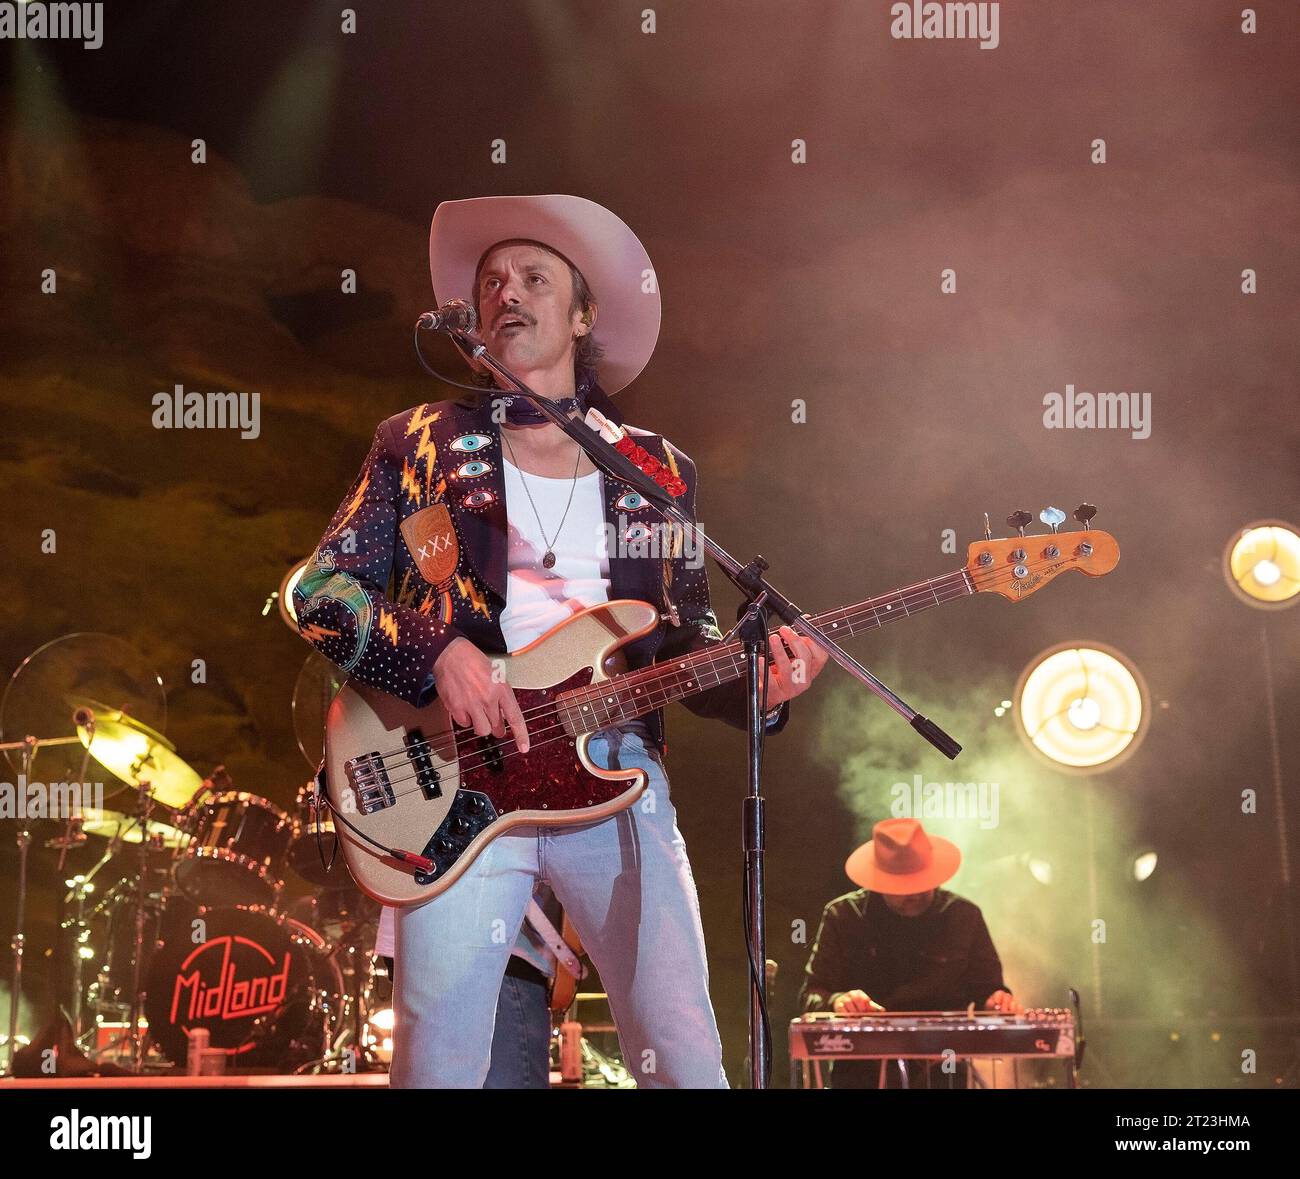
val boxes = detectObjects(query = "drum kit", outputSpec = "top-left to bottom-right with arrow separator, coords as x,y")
1,631 -> 388,1076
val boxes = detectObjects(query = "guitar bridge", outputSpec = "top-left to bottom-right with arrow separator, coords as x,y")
346,750 -> 394,814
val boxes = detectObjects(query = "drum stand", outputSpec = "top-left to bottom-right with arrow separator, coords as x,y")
299,920 -> 386,1075
1,732 -> 81,1075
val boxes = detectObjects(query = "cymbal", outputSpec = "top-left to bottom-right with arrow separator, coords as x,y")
292,652 -> 344,768
1,633 -> 167,796
75,807 -> 189,847
69,697 -> 203,807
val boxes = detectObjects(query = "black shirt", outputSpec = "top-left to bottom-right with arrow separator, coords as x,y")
799,888 -> 1009,1013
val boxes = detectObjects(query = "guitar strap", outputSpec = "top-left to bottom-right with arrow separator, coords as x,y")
525,900 -> 584,980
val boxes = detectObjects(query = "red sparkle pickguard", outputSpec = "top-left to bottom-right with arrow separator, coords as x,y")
453,668 -> 641,814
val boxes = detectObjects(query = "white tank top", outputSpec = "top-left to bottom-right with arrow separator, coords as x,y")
498,457 -> 611,653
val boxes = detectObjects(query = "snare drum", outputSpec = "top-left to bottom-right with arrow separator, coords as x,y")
174,791 -> 294,907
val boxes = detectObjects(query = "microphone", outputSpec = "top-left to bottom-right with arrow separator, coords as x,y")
417,299 -> 477,333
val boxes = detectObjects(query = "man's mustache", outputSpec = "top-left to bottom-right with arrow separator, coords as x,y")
494,312 -> 535,328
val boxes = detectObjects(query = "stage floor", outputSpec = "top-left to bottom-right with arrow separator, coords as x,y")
1,1073 -> 391,1089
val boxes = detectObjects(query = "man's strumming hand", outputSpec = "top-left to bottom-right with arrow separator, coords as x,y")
433,638 -> 531,752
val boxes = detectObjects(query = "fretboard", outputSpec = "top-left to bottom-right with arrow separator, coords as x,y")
557,567 -> 975,735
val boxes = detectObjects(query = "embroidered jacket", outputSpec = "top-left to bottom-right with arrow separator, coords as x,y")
294,393 -> 788,753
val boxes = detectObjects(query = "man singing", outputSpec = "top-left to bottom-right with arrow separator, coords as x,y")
295,194 -> 828,1087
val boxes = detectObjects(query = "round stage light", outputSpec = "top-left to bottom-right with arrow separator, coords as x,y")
1223,521 -> 1300,609
1015,642 -> 1148,773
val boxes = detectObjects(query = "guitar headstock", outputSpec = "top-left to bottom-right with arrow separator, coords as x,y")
965,504 -> 1119,601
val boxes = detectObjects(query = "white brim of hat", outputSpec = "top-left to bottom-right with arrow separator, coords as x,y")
428,194 -> 661,395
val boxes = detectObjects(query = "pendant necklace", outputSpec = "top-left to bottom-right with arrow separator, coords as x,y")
502,430 -> 583,570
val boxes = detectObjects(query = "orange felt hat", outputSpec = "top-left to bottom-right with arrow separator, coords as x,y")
845,818 -> 962,895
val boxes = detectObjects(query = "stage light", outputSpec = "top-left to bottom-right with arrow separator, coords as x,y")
364,1007 -> 396,1065
1028,857 -> 1053,886
1068,696 -> 1102,731
1223,521 -> 1300,609
1133,851 -> 1158,882
1015,642 -> 1148,773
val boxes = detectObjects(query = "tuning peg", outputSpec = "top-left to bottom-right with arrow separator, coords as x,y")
983,512 -> 992,541
1073,503 -> 1097,528
1039,506 -> 1067,534
1006,510 -> 1033,537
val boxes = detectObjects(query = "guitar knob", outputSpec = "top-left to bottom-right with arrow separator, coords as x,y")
1073,503 -> 1097,528
1006,510 -> 1033,537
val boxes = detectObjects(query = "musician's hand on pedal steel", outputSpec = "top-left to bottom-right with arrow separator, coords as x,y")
832,989 -> 884,1015
433,637 -> 531,752
764,624 -> 830,706
984,989 -> 1023,1014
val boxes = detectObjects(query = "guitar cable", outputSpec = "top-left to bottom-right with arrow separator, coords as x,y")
312,770 -> 437,875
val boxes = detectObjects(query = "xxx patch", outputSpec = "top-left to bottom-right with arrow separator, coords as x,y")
401,503 -> 459,586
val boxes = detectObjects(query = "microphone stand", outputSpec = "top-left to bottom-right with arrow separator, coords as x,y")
447,330 -> 962,1087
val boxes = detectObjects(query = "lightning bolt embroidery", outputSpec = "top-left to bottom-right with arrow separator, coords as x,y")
413,427 -> 439,501
400,458 -> 423,505
394,566 -> 420,608
405,405 -> 440,437
329,470 -> 370,537
455,572 -> 491,620
377,608 -> 399,645
300,623 -> 342,644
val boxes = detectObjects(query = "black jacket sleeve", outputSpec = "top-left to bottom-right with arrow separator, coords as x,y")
292,420 -> 468,707
799,902 -> 851,1013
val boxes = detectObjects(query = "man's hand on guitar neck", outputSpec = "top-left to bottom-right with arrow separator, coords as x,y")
762,624 -> 830,707
432,637 -> 531,752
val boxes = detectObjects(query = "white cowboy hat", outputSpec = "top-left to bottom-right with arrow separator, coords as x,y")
428,194 -> 661,394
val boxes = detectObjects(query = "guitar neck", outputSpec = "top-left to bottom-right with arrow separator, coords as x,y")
560,567 -> 976,734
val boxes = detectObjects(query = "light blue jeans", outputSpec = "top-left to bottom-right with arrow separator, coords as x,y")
391,723 -> 728,1089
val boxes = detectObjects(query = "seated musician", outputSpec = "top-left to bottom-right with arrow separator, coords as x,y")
798,817 -> 1023,1089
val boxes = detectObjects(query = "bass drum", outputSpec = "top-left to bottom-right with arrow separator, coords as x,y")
144,905 -> 344,1070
